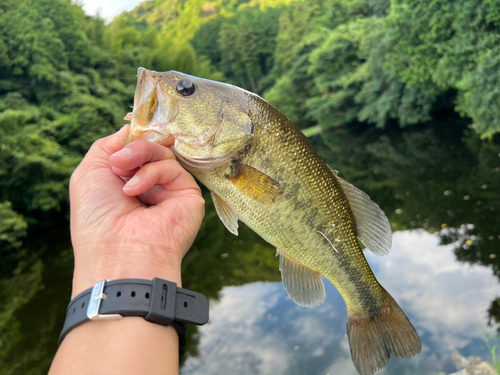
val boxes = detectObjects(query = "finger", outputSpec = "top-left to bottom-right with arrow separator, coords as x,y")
88,125 -> 131,157
71,125 -> 132,192
110,140 -> 175,171
111,166 -> 140,178
102,124 -> 131,154
140,185 -> 170,206
122,159 -> 200,197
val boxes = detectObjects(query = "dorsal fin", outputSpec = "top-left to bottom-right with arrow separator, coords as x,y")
211,192 -> 239,236
337,177 -> 392,256
277,249 -> 325,307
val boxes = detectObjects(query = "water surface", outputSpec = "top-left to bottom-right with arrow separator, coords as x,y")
1,123 -> 499,375
182,230 -> 498,375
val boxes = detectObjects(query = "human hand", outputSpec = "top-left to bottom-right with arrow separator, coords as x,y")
69,125 -> 205,298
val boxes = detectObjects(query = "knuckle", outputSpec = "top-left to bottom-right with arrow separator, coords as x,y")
90,138 -> 105,151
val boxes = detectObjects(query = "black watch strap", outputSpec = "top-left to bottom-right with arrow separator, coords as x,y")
59,278 -> 209,354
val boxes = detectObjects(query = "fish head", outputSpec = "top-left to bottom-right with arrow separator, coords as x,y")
125,68 -> 254,170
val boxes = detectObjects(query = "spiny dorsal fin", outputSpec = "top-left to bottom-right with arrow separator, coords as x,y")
277,249 -> 325,307
211,192 -> 239,236
228,165 -> 283,204
337,177 -> 392,256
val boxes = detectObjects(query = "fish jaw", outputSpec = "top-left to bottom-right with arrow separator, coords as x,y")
124,67 -> 255,170
125,68 -> 178,146
124,130 -> 175,147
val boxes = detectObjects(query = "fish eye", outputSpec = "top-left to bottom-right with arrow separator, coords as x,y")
176,79 -> 195,96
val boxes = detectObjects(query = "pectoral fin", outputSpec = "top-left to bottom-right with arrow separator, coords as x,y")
211,192 -> 239,236
228,165 -> 283,204
337,176 -> 392,256
278,249 -> 325,307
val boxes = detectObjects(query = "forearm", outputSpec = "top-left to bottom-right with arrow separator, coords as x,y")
50,128 -> 205,375
50,256 -> 184,375
49,317 -> 180,375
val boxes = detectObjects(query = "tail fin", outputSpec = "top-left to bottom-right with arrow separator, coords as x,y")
346,290 -> 421,375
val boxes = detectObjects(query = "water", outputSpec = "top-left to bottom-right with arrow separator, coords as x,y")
182,230 -> 499,375
1,122 -> 500,374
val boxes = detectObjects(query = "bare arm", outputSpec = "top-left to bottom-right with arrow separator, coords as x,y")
49,125 -> 205,375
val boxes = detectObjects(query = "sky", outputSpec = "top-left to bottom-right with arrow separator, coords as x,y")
79,0 -> 144,21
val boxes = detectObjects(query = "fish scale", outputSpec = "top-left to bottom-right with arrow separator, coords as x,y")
126,68 -> 421,375
246,95 -> 381,310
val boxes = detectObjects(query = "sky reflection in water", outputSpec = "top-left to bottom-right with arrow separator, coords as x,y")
182,230 -> 499,375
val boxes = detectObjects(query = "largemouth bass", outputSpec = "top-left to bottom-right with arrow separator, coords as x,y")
124,68 -> 421,375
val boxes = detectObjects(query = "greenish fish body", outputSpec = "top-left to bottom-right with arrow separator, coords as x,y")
125,68 -> 421,375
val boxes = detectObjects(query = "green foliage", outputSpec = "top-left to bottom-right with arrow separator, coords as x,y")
0,202 -> 27,251
1,0 -> 500,372
384,0 -> 500,137
0,259 -> 44,370
456,46 -> 500,138
193,4 -> 286,92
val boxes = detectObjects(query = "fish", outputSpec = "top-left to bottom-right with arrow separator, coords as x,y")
124,67 -> 422,375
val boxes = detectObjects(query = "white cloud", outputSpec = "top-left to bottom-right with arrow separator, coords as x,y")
79,0 -> 143,21
366,230 -> 500,353
182,230 -> 500,375
182,283 -> 290,374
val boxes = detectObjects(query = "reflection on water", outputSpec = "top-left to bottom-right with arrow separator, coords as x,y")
181,230 -> 500,375
1,122 -> 500,374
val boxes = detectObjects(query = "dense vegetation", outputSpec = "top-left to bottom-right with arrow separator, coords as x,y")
0,0 -> 500,372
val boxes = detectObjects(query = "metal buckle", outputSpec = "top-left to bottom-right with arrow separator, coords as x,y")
87,280 -> 123,320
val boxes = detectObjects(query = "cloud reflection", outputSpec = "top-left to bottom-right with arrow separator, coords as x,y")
182,230 -> 500,375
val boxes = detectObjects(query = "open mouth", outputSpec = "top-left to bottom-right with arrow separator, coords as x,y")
125,130 -> 175,146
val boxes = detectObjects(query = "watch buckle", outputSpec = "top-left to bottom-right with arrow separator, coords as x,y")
87,280 -> 123,320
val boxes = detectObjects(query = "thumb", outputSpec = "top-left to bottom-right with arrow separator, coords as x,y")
101,125 -> 131,155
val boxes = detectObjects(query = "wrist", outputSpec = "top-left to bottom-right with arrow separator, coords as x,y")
71,247 -> 183,299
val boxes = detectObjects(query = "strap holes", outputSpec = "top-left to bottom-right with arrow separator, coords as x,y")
145,292 -> 150,299
183,301 -> 188,308
131,291 -> 136,297
117,291 -> 121,297
81,302 -> 85,309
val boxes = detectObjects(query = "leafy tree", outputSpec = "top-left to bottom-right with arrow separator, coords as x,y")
384,0 -> 500,137
193,4 -> 286,92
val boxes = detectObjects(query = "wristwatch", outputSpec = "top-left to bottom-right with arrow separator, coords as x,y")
59,278 -> 209,360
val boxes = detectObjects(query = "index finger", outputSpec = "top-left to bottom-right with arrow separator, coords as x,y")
110,140 -> 176,171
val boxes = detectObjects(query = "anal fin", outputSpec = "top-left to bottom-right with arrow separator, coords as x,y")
211,192 -> 239,236
228,164 -> 283,204
278,249 -> 325,307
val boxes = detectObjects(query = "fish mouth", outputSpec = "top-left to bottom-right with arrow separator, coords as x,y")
125,68 -> 178,146
124,67 -> 238,170
125,130 -> 175,147
125,129 -> 229,170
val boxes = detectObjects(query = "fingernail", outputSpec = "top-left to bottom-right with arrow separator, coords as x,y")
124,176 -> 140,190
113,147 -> 132,157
